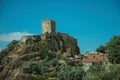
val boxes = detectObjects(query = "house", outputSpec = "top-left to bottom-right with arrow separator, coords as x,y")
82,52 -> 108,71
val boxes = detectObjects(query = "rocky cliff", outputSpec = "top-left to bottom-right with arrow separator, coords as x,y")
0,32 -> 81,80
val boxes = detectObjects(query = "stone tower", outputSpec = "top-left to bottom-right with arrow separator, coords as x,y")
42,20 -> 56,34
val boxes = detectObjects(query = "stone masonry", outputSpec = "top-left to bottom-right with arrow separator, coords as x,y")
42,20 -> 56,34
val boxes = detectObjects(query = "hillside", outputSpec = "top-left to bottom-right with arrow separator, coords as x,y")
0,32 -> 82,80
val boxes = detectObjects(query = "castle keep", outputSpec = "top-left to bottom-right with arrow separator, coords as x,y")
21,19 -> 80,57
42,20 -> 56,34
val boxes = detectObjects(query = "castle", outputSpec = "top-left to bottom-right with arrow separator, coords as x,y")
21,19 -> 80,57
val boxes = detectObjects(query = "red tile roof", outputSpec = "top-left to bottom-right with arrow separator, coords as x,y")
85,52 -> 104,56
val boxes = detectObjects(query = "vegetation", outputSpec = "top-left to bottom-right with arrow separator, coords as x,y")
27,61 -> 85,80
26,61 -> 120,80
29,60 -> 49,75
96,36 -> 120,64
0,35 -> 120,80
96,45 -> 106,53
83,64 -> 120,80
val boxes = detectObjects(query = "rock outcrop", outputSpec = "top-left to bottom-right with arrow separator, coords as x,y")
0,19 -> 81,80
21,32 -> 80,56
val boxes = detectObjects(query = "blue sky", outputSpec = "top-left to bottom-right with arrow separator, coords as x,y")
0,0 -> 120,54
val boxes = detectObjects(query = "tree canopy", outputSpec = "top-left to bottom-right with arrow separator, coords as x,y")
96,36 -> 120,64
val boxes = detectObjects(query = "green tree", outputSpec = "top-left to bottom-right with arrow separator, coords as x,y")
83,63 -> 105,80
51,58 -> 59,66
96,36 -> 120,64
96,45 -> 106,53
29,63 -> 40,74
29,60 -> 49,75
38,43 -> 55,60
7,40 -> 19,50
83,64 -> 120,80
106,36 -> 120,64
58,65 -> 85,80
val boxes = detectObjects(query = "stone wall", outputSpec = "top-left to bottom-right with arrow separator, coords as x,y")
20,35 -> 40,45
42,20 -> 56,34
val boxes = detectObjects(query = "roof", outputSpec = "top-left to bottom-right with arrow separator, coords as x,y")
84,52 -> 105,56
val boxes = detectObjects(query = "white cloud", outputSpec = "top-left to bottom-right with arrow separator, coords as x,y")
0,32 -> 34,42
0,47 -> 2,51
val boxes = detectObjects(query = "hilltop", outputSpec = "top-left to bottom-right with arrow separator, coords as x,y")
0,20 -> 82,80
